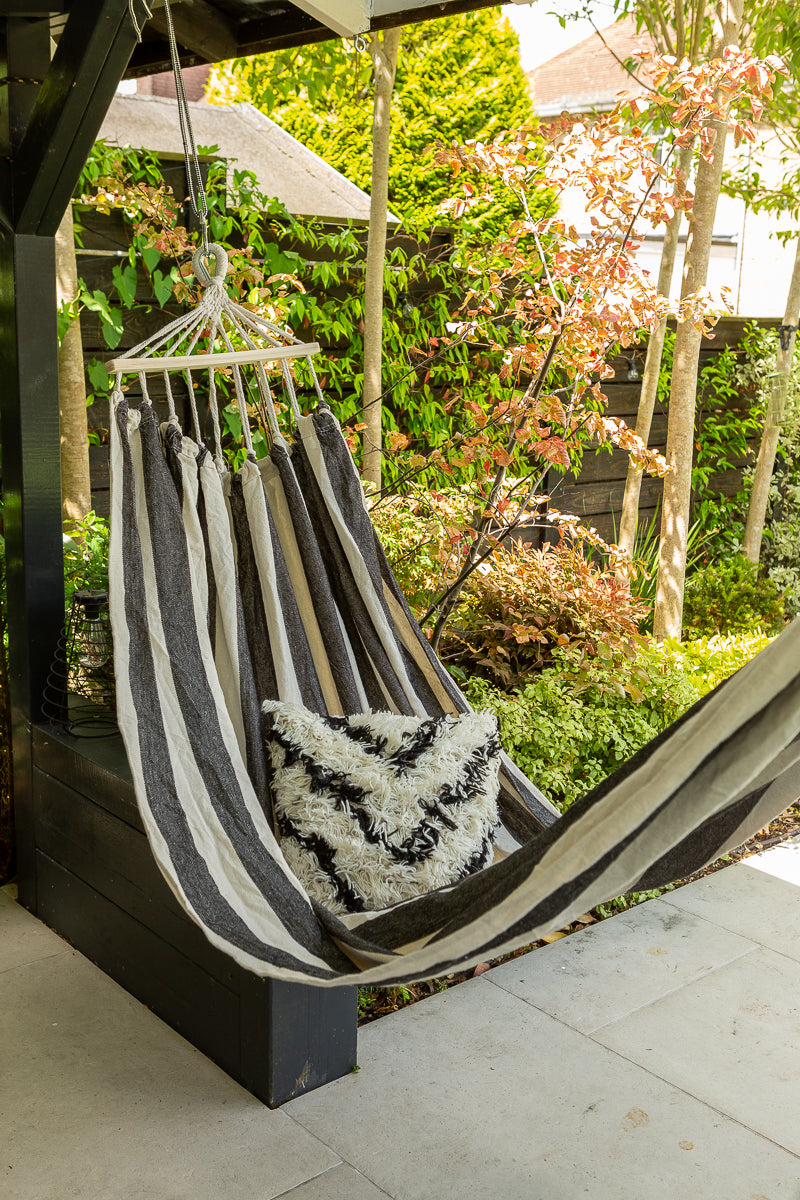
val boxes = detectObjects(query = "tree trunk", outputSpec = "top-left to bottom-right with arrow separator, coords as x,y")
617,143 -> 693,558
361,28 -> 401,492
652,127 -> 728,639
56,202 -> 92,524
743,236 -> 800,564
652,0 -> 743,641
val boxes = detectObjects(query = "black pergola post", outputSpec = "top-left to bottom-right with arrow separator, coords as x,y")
0,16 -> 66,909
0,2 -> 356,1106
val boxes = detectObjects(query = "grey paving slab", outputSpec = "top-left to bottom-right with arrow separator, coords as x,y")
488,897 -> 757,1033
0,951 -> 339,1200
0,894 -> 70,974
747,834 -> 800,884
286,975 -> 800,1200
594,946 -> 800,1159
667,848 -> 800,962
275,1164 -> 391,1199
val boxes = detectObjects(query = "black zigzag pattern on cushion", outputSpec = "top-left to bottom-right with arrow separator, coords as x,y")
262,707 -> 501,914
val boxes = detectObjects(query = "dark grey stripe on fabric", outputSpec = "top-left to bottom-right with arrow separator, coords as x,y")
291,435 -> 403,712
270,442 -> 362,714
261,468 -> 326,712
496,777 -> 554,842
164,435 -> 218,657
228,474 -> 280,704
127,404 -> 352,976
197,456 -> 271,823
227,553 -> 273,822
163,420 -> 186,509
307,411 -> 429,711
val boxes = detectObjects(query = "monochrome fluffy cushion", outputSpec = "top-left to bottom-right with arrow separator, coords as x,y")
261,701 -> 502,915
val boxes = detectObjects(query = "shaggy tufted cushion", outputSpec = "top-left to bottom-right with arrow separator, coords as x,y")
261,701 -> 502,915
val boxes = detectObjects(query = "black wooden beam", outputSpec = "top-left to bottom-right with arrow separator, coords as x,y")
125,0 -> 512,75
0,15 -> 48,232
0,4 -> 68,13
125,8 -> 331,76
147,0 -> 238,64
12,0 -> 151,235
0,15 -> 60,910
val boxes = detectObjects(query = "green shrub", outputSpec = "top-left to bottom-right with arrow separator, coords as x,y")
465,630 -> 773,811
654,629 -> 773,694
63,511 -> 110,609
682,555 -> 785,637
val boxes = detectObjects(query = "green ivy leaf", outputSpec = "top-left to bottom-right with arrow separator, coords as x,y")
86,358 -> 110,393
112,262 -> 138,309
151,268 -> 174,307
141,243 -> 161,273
81,288 -> 124,350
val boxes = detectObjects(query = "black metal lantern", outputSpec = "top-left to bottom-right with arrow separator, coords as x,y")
42,589 -> 117,736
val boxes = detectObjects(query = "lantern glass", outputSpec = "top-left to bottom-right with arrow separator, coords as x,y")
43,590 -> 117,737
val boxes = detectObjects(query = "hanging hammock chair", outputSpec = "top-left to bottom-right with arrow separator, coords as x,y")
105,243 -> 800,989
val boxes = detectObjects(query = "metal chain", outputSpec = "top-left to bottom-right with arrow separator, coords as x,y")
162,0 -> 210,254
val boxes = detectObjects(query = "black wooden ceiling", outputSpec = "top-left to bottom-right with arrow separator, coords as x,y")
14,0 -> 503,77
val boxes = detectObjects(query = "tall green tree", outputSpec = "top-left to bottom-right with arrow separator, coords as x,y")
207,8 -> 534,229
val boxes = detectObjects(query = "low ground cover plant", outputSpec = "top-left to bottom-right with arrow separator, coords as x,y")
465,630 -> 772,811
683,555 -> 785,636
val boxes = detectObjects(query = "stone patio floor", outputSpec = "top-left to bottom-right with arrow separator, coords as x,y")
4,839 -> 800,1199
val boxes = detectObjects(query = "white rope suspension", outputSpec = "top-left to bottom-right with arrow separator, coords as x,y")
109,12 -> 324,466
107,243 -> 321,466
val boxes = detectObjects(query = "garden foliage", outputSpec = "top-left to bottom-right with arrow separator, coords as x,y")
206,9 -> 537,231
373,486 -> 646,684
683,555 -> 785,636
466,631 -> 773,811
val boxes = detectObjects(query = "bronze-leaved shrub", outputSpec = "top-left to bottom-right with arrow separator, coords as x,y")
372,489 -> 647,686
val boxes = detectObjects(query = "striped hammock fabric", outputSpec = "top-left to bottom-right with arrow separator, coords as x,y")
109,395 -> 800,987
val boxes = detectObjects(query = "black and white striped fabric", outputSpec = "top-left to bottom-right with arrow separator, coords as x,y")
109,395 -> 800,987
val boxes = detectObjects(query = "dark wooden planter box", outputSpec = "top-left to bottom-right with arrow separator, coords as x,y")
26,722 -> 358,1107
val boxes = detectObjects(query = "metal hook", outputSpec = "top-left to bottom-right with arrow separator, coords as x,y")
354,33 -> 367,52
191,242 -> 229,287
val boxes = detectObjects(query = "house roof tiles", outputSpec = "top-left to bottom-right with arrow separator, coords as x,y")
529,15 -> 654,117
